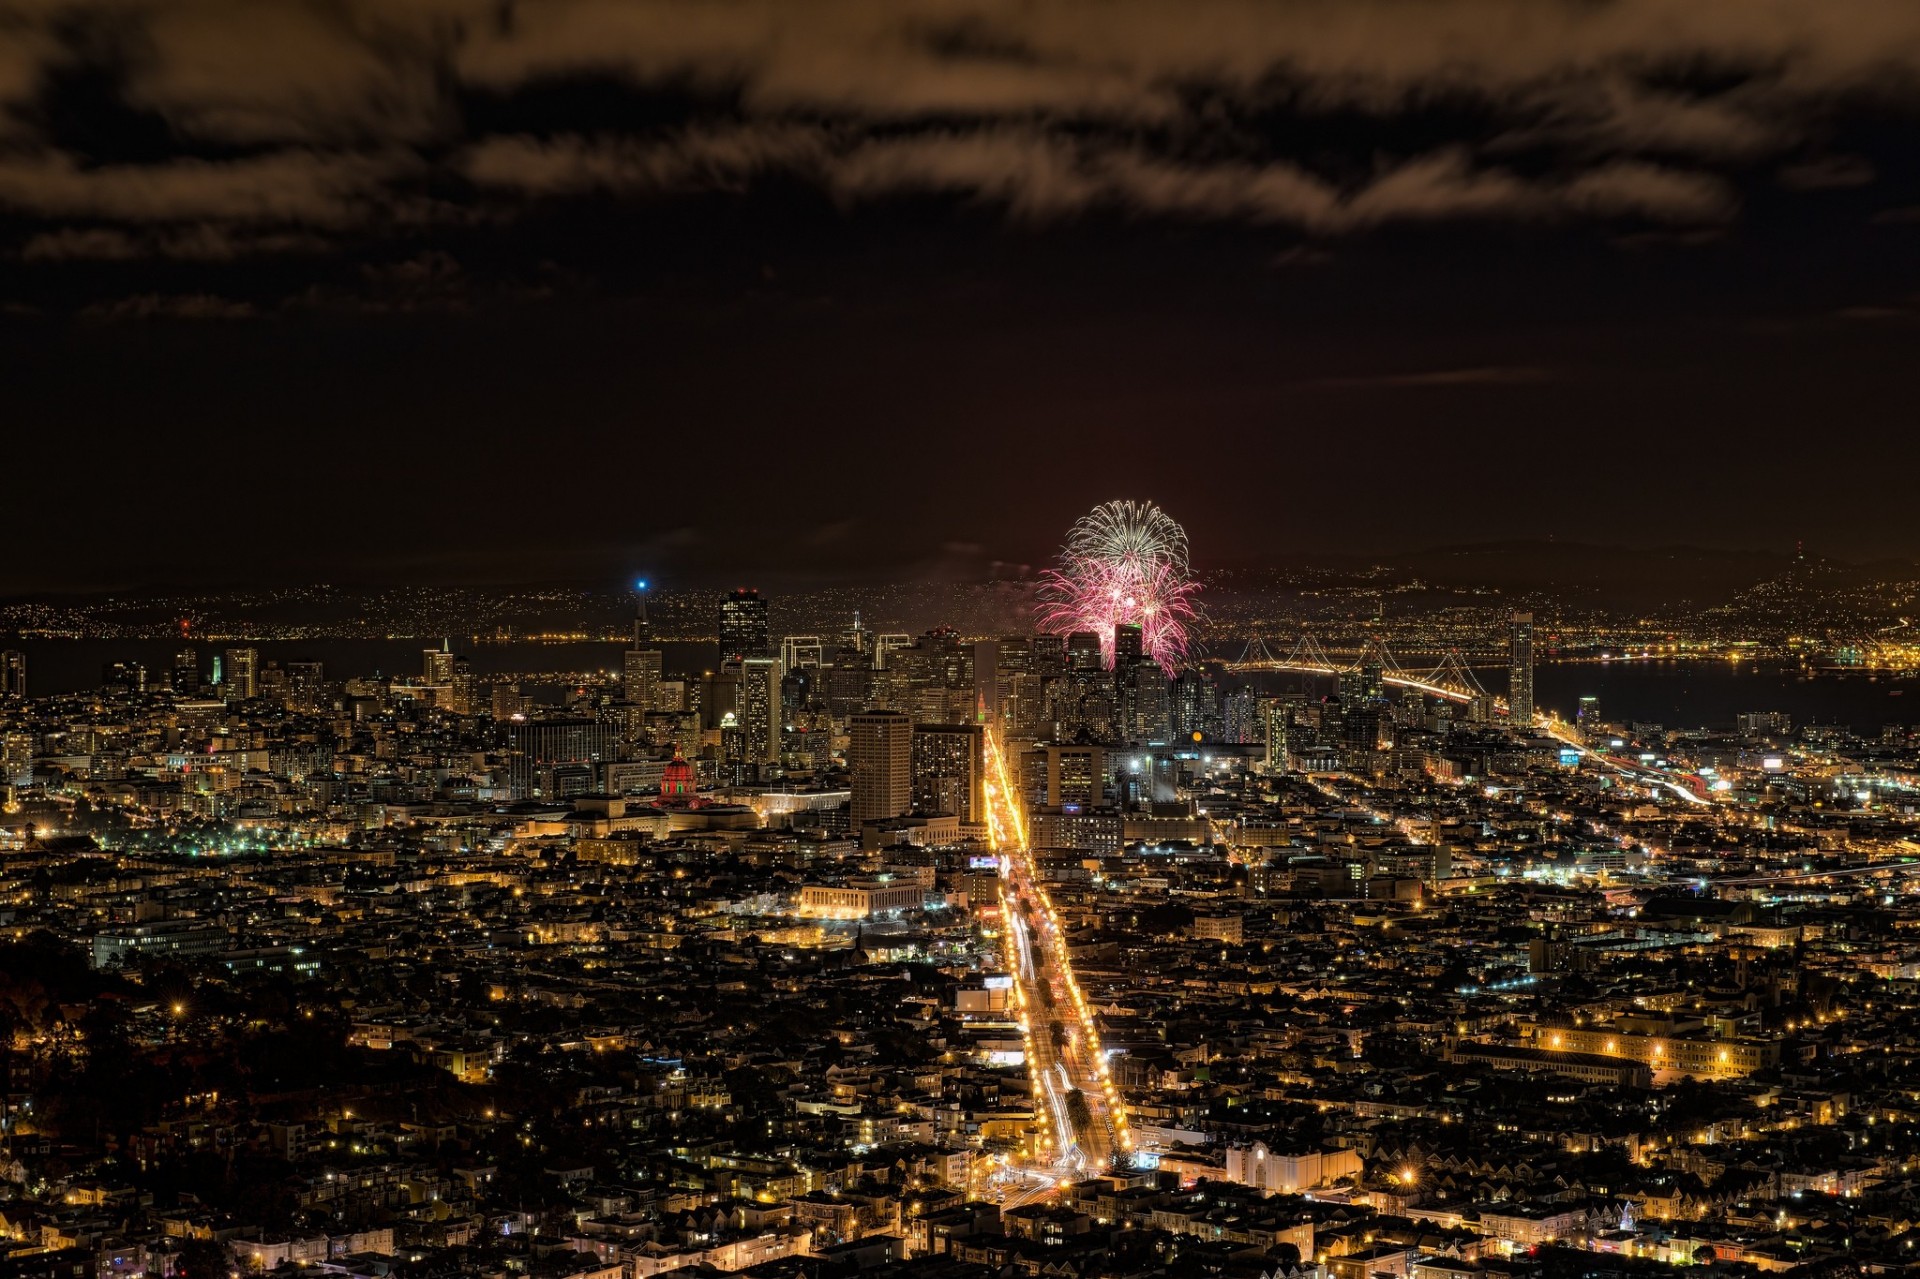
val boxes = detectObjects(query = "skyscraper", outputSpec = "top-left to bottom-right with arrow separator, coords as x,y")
740,656 -> 783,766
910,723 -> 986,823
172,647 -> 199,696
623,647 -> 663,710
424,641 -> 455,687
1263,700 -> 1291,772
780,636 -> 823,670
719,588 -> 771,662
0,650 -> 23,699
1577,695 -> 1600,737
222,647 -> 258,702
849,710 -> 912,826
1508,611 -> 1535,727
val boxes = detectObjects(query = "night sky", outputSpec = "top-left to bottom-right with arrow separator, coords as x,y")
7,0 -> 1920,593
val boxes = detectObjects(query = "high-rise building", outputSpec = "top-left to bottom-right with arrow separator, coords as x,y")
910,723 -> 985,823
841,611 -> 869,656
1066,631 -> 1104,671
1507,612 -> 1534,727
1171,670 -> 1220,741
1577,695 -> 1600,737
1113,623 -> 1144,666
424,641 -> 455,687
719,588 -> 771,662
740,657 -> 783,766
103,660 -> 148,693
172,647 -> 199,696
223,647 -> 258,702
286,661 -> 327,712
506,717 -> 619,800
623,647 -> 663,710
0,650 -> 23,699
1264,700 -> 1291,772
1030,742 -> 1106,808
849,710 -> 913,826
780,636 -> 824,670
1129,661 -> 1172,743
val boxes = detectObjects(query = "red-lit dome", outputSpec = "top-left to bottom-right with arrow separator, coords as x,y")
658,747 -> 698,803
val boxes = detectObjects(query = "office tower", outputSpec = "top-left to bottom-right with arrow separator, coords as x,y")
1035,742 -> 1106,808
631,581 -> 654,647
102,660 -> 147,693
911,723 -> 986,822
1341,661 -> 1385,706
1577,695 -> 1600,736
506,717 -> 619,800
0,732 -> 30,785
623,647 -> 663,710
1113,623 -> 1144,666
1264,700 -> 1291,772
849,710 -> 913,826
826,654 -> 871,718
1507,612 -> 1534,726
701,667 -> 741,731
873,633 -> 911,669
1736,711 -> 1791,736
286,661 -> 326,712
1222,687 -> 1259,744
1066,630 -> 1104,672
1130,661 -> 1172,743
1031,633 -> 1066,678
0,650 -> 23,699
781,636 -> 824,671
424,641 -> 455,687
840,611 -> 869,656
1171,669 -> 1220,740
719,588 -> 771,661
492,682 -> 528,720
450,657 -> 475,716
222,647 -> 258,702
740,657 -> 783,766
171,647 -> 198,695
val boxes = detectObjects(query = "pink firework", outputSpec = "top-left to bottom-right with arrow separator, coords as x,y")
1037,500 -> 1201,672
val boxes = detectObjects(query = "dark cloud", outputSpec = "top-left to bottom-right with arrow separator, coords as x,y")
1305,365 -> 1554,390
80,291 -> 258,320
0,0 -> 1912,283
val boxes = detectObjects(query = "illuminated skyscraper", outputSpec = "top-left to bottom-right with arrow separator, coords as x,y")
222,648 -> 258,701
424,641 -> 455,687
740,657 -> 782,766
1508,612 -> 1535,727
910,723 -> 985,822
0,650 -> 23,699
1264,700 -> 1291,772
623,647 -> 663,710
1577,695 -> 1600,737
849,710 -> 912,826
781,636 -> 823,670
719,588 -> 771,662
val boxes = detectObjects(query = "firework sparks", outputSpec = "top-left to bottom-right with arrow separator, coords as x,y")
1037,500 -> 1200,672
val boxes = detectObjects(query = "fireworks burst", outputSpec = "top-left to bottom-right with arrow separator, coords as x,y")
1037,499 -> 1201,672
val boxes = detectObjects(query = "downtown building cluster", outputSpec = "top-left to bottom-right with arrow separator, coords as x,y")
2,601 -> 1920,1279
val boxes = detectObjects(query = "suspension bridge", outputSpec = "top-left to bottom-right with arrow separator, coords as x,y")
1221,634 -> 1501,709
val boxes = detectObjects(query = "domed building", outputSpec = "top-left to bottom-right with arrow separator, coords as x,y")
654,746 -> 703,808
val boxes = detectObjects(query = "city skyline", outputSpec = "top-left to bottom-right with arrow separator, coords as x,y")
7,7 -> 1920,1279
